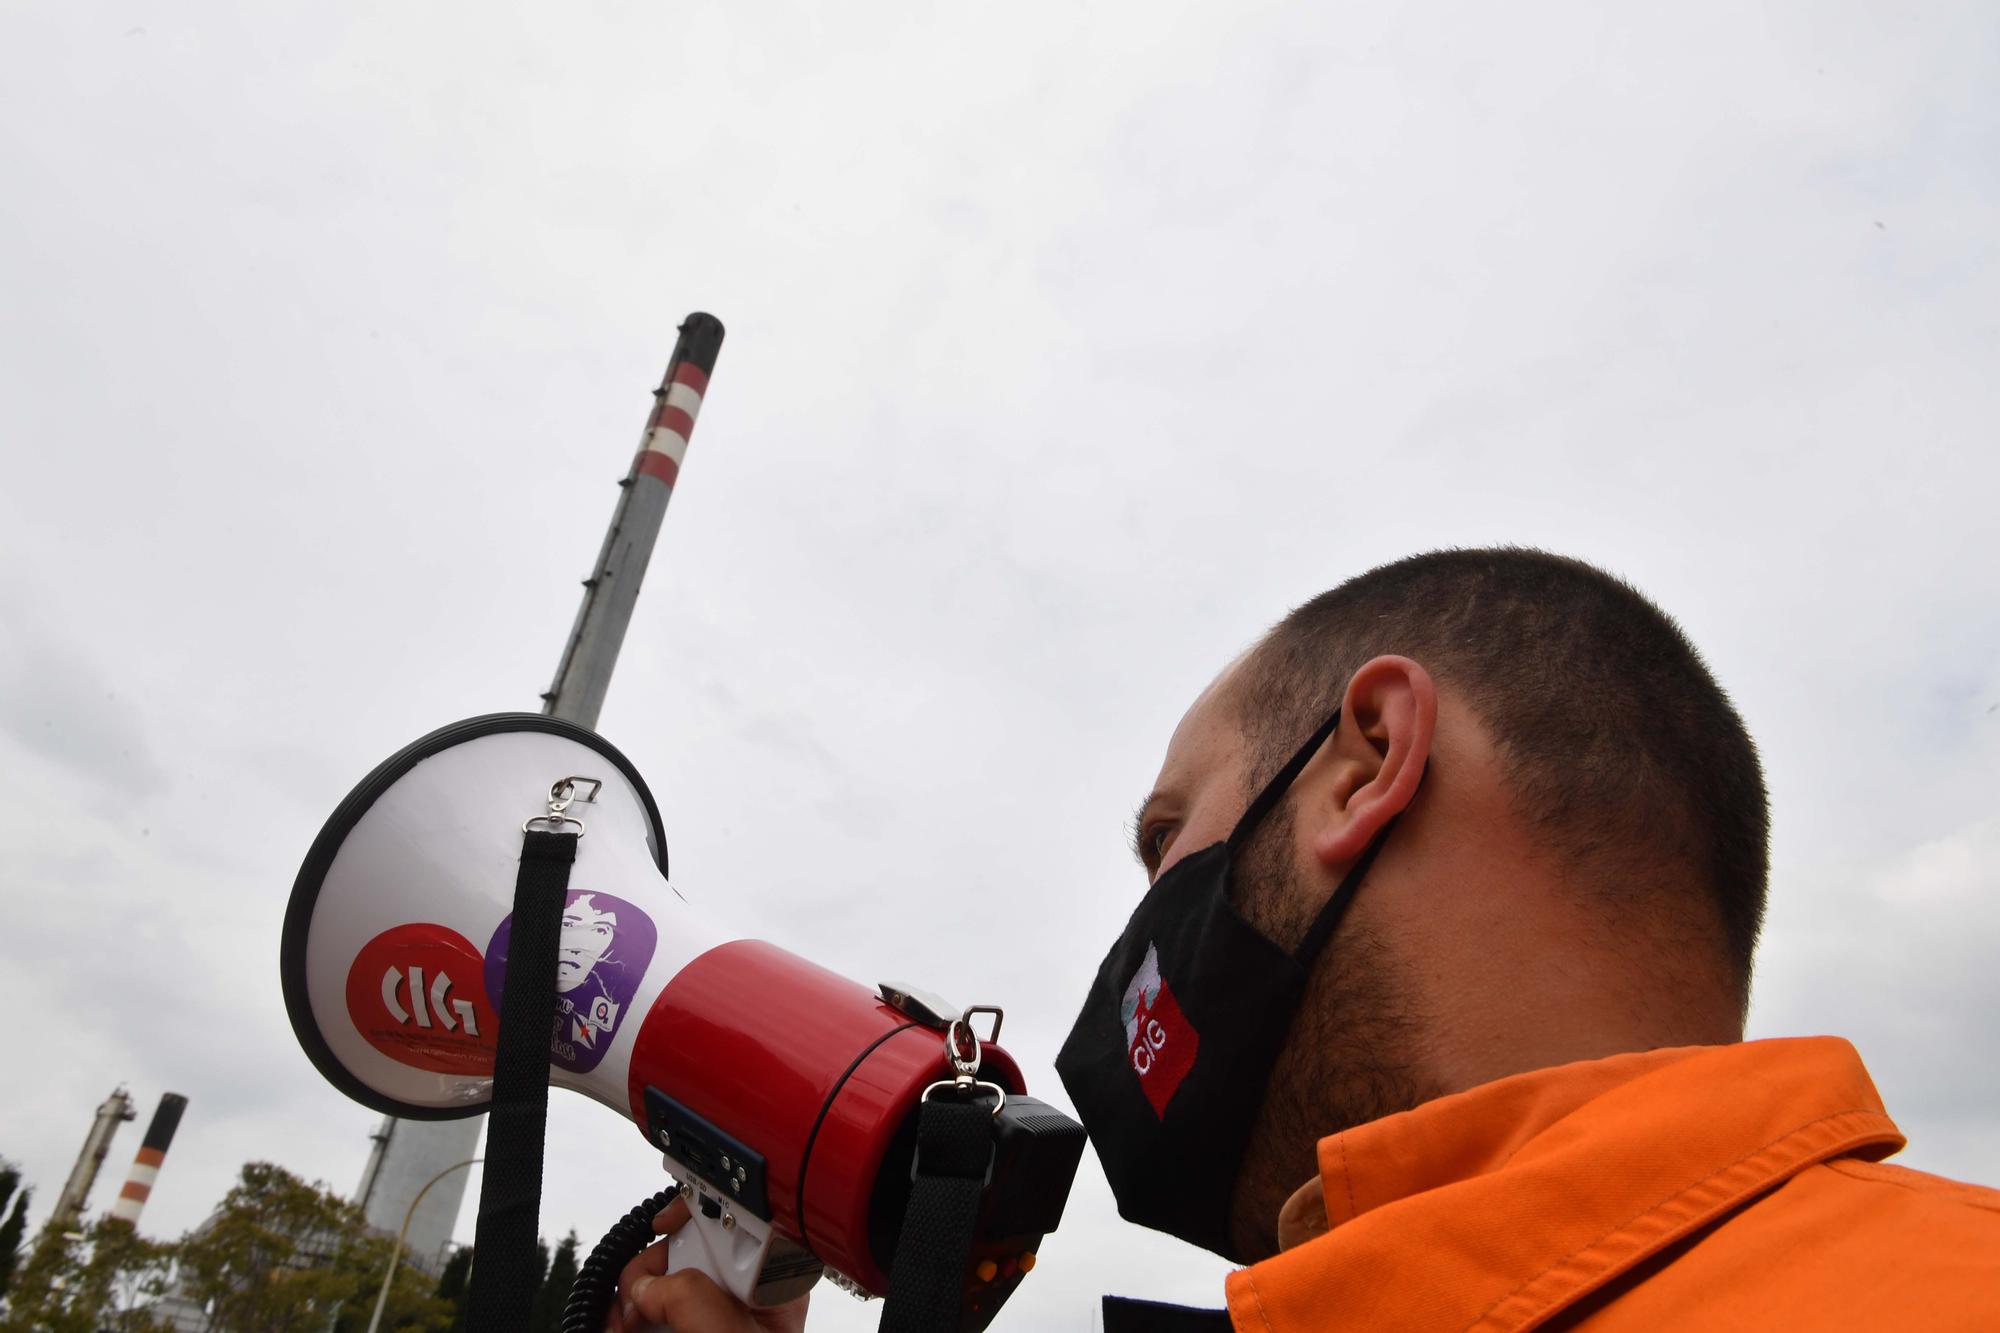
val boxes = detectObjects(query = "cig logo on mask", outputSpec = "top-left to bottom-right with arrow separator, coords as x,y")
1120,943 -> 1200,1117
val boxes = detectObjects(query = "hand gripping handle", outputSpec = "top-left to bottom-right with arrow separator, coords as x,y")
631,1177 -> 822,1327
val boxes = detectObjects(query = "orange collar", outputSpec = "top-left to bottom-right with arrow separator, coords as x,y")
1230,1038 -> 1903,1333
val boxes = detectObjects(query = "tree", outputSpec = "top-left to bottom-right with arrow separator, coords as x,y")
0,1224 -> 86,1333
0,1218 -> 175,1333
329,1239 -> 452,1333
77,1220 -> 177,1332
433,1246 -> 472,1333
173,1163 -> 449,1333
530,1231 -> 579,1333
0,1161 -> 27,1298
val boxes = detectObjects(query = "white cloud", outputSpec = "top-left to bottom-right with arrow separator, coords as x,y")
0,2 -> 1994,1328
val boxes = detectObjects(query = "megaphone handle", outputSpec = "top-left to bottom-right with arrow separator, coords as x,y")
665,1200 -> 774,1307
668,1218 -> 730,1296
621,1220 -> 747,1333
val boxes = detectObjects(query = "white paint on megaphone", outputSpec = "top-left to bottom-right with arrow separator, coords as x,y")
286,717 -> 724,1120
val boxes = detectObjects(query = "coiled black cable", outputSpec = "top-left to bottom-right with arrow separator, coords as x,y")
560,1187 -> 679,1333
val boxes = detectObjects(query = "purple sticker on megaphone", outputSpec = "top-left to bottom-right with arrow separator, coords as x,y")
485,889 -> 657,1075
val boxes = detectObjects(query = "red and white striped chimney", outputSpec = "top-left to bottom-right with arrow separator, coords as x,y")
107,1093 -> 187,1228
631,318 -> 720,489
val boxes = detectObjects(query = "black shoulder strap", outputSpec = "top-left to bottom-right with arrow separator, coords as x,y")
1102,1295 -> 1235,1332
877,1096 -> 996,1333
464,828 -> 577,1331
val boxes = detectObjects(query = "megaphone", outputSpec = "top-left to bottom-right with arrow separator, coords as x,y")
281,714 -> 1083,1326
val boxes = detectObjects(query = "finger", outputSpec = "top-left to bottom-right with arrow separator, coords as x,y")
652,1196 -> 692,1235
626,1236 -> 671,1283
618,1237 -> 672,1328
629,1267 -> 756,1331
606,1280 -> 642,1333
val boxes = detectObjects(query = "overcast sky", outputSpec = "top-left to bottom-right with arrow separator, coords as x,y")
2,3 -> 1996,1327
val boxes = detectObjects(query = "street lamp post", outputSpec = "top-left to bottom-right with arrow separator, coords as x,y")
365,1156 -> 482,1333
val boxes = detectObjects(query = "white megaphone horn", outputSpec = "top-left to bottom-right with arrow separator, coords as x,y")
281,714 -> 1083,1327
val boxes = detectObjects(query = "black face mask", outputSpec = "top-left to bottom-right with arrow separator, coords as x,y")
1055,710 -> 1399,1260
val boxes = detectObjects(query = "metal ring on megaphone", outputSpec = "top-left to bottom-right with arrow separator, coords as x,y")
549,775 -> 603,812
521,813 -> 586,836
946,1019 -> 982,1078
920,1077 -> 1007,1116
944,1005 -> 1004,1079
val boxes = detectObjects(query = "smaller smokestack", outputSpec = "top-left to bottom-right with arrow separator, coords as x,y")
52,1087 -> 136,1232
107,1094 -> 188,1228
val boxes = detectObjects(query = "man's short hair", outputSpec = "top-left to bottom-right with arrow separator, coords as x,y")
1238,548 -> 1769,1000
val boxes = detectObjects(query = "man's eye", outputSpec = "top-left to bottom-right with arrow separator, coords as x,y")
1146,824 -> 1172,863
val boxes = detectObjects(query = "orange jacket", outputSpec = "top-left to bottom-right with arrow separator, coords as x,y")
1224,1038 -> 2000,1331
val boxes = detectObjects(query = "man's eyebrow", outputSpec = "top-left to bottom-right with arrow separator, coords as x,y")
1128,792 -> 1160,865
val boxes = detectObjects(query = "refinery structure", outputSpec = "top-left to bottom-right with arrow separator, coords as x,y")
47,1087 -> 189,1238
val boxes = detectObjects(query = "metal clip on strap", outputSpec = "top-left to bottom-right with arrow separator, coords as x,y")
878,1006 -> 1006,1333
522,775 -> 599,835
919,1007 -> 1007,1117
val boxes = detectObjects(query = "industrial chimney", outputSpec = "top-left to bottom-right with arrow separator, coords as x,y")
50,1087 -> 136,1232
106,1093 -> 188,1229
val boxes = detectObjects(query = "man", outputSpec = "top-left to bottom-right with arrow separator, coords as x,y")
612,548 -> 1999,1331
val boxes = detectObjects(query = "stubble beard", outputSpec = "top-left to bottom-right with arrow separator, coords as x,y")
1224,799 -> 1437,1262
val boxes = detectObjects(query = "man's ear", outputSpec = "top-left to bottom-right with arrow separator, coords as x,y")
1305,655 -> 1436,868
